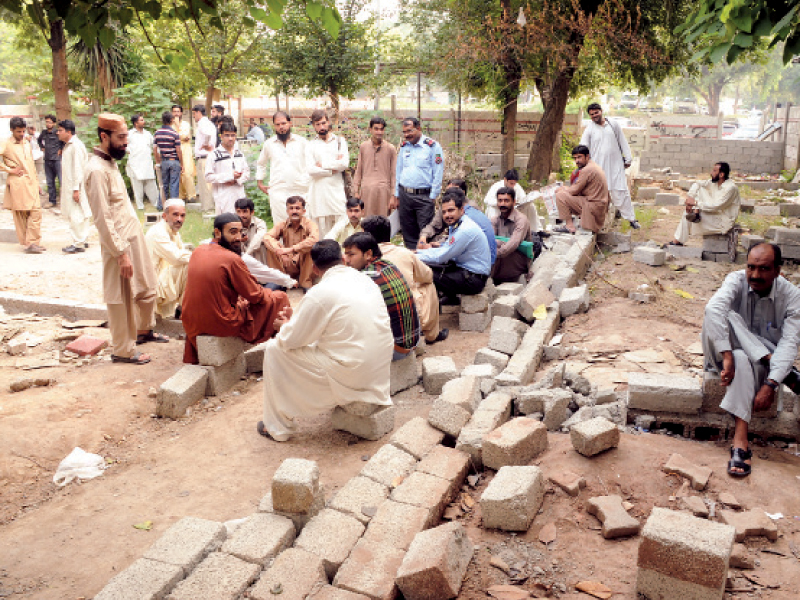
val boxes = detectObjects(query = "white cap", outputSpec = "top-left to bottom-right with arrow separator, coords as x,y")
163,198 -> 185,210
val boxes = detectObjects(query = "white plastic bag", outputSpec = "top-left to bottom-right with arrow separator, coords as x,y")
53,447 -> 106,486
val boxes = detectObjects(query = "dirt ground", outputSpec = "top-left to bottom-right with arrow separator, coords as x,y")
1,204 -> 800,599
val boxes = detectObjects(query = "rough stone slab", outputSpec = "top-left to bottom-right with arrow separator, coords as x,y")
65,335 -> 108,356
455,407 -> 510,468
328,476 -> 389,524
459,291 -> 490,314
156,365 -> 209,419
93,558 -> 185,600
637,186 -> 659,200
310,586 -> 371,600
480,378 -> 497,397
587,495 -> 641,539
558,285 -> 590,317
754,204 -> 780,216
167,552 -> 259,600
427,398 -> 472,438
257,490 -> 324,533
363,500 -> 430,551
196,335 -> 249,367
295,508 -> 366,579
143,517 -> 226,572
628,372 -> 702,414
422,356 -> 458,395
516,284 -> 556,323
490,294 -> 518,318
360,444 -> 418,488
570,417 -> 620,456
243,342 -> 267,373
458,307 -> 492,332
332,405 -> 396,441
333,538 -> 406,600
548,471 -> 586,497
415,446 -> 470,499
391,352 -> 420,395
543,390 -> 572,431
739,234 -> 765,250
516,388 -> 568,415
633,246 -> 667,266
478,391 -> 513,419
718,509 -> 778,542
221,513 -> 295,565
473,348 -> 510,372
483,417 -> 548,470
395,522 -> 474,600
702,235 -> 730,253
488,316 -> 528,356
390,471 -> 453,527
662,453 -> 712,491
594,387 -> 617,405
637,507 -> 735,600
494,282 -> 524,297
772,226 -> 800,245
0,291 -> 107,322
655,193 -> 681,206
391,416 -> 445,459
549,267 -> 578,298
273,458 -> 322,514
717,492 -> 742,509
341,401 -> 384,417
440,376 -> 481,413
779,203 -> 800,217
481,465 -> 544,532
249,548 -> 327,600
681,495 -> 709,518
666,245 -> 704,260
729,544 -> 756,570
201,354 -> 246,396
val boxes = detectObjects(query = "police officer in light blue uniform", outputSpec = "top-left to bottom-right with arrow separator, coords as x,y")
393,117 -> 444,249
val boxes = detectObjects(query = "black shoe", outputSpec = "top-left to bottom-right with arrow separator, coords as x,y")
783,367 -> 800,394
439,296 -> 460,306
428,328 -> 449,345
552,226 -> 575,234
83,242 -> 89,249
62,244 -> 79,254
174,306 -> 182,319
629,220 -> 641,230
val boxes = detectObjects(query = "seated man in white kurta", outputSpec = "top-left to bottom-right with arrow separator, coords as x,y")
144,198 -> 192,318
257,239 -> 394,442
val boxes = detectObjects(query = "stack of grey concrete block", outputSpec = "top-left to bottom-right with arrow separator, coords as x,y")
156,336 -> 252,419
701,232 -> 736,263
457,286 -> 493,332
770,226 -> 800,261
94,425 -> 479,600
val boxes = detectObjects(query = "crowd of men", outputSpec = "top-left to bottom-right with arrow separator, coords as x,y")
2,102 -> 792,479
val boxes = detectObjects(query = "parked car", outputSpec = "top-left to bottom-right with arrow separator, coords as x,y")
638,96 -> 663,112
618,92 -> 638,110
674,98 -> 699,114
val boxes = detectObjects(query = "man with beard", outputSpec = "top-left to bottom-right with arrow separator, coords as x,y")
84,113 -> 164,365
180,213 -> 291,364
553,145 -> 609,234
172,105 -> 196,202
145,198 -> 192,319
263,196 -> 319,292
306,109 -> 348,237
666,162 -> 741,248
256,111 -> 310,224
491,186 -> 532,284
702,243 -> 800,477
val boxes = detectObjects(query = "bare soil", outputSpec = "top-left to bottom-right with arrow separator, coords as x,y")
1,205 -> 799,600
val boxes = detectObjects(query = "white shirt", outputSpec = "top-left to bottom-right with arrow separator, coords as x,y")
126,128 -> 156,181
204,144 -> 250,215
256,133 -> 311,191
306,134 -> 349,218
580,120 -> 632,192
484,181 -> 527,219
194,116 -> 217,159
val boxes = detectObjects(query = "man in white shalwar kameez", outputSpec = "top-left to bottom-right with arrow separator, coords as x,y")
205,121 -> 250,215
57,120 -> 92,254
258,239 -> 393,442
126,115 -> 160,210
668,161 -> 741,247
580,103 -> 639,229
145,199 -> 192,318
306,110 -> 348,238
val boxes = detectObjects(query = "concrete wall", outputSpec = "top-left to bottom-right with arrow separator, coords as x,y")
639,138 -> 783,175
776,105 -> 800,171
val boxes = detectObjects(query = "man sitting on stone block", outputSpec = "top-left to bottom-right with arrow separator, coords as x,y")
666,161 -> 740,248
553,145 -> 609,234
362,215 -> 448,345
325,196 -> 364,248
181,213 -> 291,364
343,232 -> 421,361
263,195 -> 319,292
491,186 -> 533,284
416,188 -> 491,305
236,197 -> 268,265
257,240 -> 393,442
703,242 -> 800,477
145,198 -> 192,319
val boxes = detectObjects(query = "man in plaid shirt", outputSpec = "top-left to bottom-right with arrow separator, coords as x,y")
343,232 -> 420,360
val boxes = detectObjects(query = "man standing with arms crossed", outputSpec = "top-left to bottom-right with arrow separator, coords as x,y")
84,113 -> 167,365
394,117 -> 444,249
306,110 -> 349,237
1,117 -> 44,253
57,119 -> 91,254
126,114 -> 160,210
192,105 -> 217,212
38,114 -> 63,209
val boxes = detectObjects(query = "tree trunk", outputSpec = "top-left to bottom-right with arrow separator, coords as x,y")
97,49 -> 113,105
329,89 -> 340,128
526,68 -> 572,184
275,94 -> 281,111
205,84 -> 215,114
48,19 -> 71,120
499,0 -> 520,173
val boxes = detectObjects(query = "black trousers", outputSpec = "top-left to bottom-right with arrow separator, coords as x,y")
44,159 -> 61,205
431,262 -> 488,299
398,188 -> 435,250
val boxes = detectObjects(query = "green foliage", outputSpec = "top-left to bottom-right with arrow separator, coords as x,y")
557,132 -> 579,182
0,20 -> 51,97
242,144 -> 273,226
782,168 -> 797,182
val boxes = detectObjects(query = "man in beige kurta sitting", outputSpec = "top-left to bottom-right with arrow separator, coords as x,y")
145,198 -> 192,319
361,215 -> 448,345
257,239 -> 393,442
235,197 -> 269,264
325,197 -> 364,248
554,145 -> 609,234
666,161 -> 740,247
0,117 -> 43,253
85,113 -> 168,365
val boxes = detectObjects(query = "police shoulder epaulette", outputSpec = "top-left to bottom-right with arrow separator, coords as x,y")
424,138 -> 436,147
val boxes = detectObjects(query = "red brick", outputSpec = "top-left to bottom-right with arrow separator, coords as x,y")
66,335 -> 108,356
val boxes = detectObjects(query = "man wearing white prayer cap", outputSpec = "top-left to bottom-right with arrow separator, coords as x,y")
145,197 -> 192,318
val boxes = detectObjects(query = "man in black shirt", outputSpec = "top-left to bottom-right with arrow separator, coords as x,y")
37,114 -> 63,207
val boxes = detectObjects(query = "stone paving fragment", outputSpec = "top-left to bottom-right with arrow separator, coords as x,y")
422,356 -> 459,395
201,354 -> 246,396
488,316 -> 528,355
458,307 -> 492,332
332,405 -> 396,440
249,548 -> 328,600
628,372 -> 702,414
548,470 -> 586,497
196,335 -> 248,366
273,458 -> 322,513
415,445 -> 470,499
542,390 -> 571,430
328,476 -> 390,524
295,508 -> 366,579
390,352 -> 420,395
495,282 -> 523,296
587,495 -> 641,539
93,558 -> 185,600
333,538 -> 406,600
309,586 -> 372,600
680,495 -> 709,518
480,465 -> 544,531
143,517 -> 226,572
156,365 -> 209,419
221,513 -> 295,565
244,341 -> 267,373
390,471 -> 454,527
460,291 -> 490,313
258,490 -> 324,532
718,509 -> 778,542
473,348 -> 510,372
482,417 -> 548,470
166,552 -> 259,600
491,294 -> 518,318
65,335 -> 108,356
363,500 -> 430,551
729,544 -> 756,570
360,444 -> 418,487
570,417 -> 619,456
717,492 -> 741,509
637,507 -> 735,600
558,285 -> 590,317
662,453 -> 712,491
395,522 -> 474,600
427,399 -> 472,437
439,376 -> 481,413
633,246 -> 667,266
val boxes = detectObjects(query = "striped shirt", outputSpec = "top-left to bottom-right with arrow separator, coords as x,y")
362,259 -> 420,350
154,127 -> 180,161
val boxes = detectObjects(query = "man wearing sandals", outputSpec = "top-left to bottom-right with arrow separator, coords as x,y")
703,243 -> 800,476
85,113 -> 168,365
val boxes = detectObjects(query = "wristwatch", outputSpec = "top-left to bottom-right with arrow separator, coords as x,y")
765,379 -> 779,390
